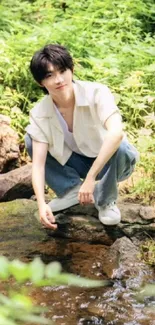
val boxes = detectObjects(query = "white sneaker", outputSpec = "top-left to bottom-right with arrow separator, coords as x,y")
48,184 -> 81,212
96,202 -> 121,225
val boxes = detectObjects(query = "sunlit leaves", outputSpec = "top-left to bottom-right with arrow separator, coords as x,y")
0,0 -> 154,200
0,256 -> 106,287
0,255 -> 106,325
0,293 -> 51,325
0,256 -> 9,279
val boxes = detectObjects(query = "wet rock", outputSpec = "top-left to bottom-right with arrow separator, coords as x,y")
0,199 -> 113,260
102,237 -> 154,289
114,202 -> 155,239
0,198 -> 154,325
53,213 -> 114,245
0,199 -> 155,256
87,284 -> 152,325
0,114 -> 19,172
55,201 -> 155,241
118,202 -> 155,239
0,164 -> 34,202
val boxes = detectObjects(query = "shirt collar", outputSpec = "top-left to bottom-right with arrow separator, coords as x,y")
33,80 -> 89,118
73,80 -> 89,107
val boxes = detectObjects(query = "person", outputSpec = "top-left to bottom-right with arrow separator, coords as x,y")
25,44 -> 139,230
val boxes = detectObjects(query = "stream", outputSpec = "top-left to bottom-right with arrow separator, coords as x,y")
3,237 -> 154,325
0,199 -> 155,325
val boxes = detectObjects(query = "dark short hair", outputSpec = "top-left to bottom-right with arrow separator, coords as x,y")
30,44 -> 74,93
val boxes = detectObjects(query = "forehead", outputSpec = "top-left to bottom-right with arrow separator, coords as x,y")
46,63 -> 56,72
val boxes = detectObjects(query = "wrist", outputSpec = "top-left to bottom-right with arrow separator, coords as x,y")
86,172 -> 96,181
38,200 -> 46,210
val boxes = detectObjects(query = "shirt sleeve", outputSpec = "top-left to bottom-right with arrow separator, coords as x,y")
25,115 -> 48,143
95,85 -> 121,125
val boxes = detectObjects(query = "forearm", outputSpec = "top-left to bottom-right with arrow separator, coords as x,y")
87,131 -> 124,180
32,165 -> 46,208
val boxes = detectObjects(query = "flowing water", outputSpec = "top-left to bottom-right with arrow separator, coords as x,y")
25,239 -> 155,324
1,238 -> 155,325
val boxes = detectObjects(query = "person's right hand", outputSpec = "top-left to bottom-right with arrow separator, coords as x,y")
39,203 -> 57,230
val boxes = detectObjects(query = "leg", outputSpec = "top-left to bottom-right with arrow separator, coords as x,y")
95,139 -> 139,207
25,133 -> 96,197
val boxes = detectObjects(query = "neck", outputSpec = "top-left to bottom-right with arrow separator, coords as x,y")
51,86 -> 75,110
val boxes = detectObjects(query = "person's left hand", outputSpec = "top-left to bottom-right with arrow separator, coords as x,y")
78,176 -> 95,205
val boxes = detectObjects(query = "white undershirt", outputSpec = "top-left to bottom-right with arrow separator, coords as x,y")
54,105 -> 85,155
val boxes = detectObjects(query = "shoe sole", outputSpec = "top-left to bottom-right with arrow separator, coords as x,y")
99,215 -> 121,226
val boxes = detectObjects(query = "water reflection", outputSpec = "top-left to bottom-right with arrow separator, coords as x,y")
24,239 -> 155,325
1,237 -> 155,325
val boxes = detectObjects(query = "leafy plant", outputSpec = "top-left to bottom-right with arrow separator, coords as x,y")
0,256 -> 106,325
0,0 -> 154,200
140,240 -> 155,266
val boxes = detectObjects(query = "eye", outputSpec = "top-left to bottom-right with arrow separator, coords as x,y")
45,72 -> 53,78
60,68 -> 66,74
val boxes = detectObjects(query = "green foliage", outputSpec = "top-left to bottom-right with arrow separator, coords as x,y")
0,293 -> 50,325
0,0 -> 154,118
129,130 -> 155,204
0,256 -> 106,325
0,0 -> 154,200
137,284 -> 155,302
140,240 -> 155,266
0,256 -> 105,286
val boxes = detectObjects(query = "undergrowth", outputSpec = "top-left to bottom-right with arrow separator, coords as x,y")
0,0 -> 154,202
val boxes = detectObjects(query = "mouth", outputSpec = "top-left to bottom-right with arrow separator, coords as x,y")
56,84 -> 66,89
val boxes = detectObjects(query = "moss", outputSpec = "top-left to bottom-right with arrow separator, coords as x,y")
0,199 -> 37,219
140,240 -> 155,266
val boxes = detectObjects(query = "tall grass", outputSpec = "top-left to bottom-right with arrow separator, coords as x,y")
0,0 -> 154,202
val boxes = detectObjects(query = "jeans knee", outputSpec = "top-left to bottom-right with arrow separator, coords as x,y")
117,140 -> 139,165
116,140 -> 139,181
24,133 -> 32,158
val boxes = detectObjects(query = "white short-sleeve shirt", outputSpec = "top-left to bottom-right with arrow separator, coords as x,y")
26,80 -> 121,165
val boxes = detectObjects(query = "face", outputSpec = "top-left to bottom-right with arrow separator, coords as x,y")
40,63 -> 73,97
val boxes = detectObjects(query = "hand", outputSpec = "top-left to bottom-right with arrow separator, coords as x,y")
39,203 -> 57,230
78,177 -> 95,205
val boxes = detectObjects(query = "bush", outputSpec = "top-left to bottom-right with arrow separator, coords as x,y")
0,0 -> 154,200
0,256 -> 106,325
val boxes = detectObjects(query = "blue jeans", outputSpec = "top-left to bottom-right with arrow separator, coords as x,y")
25,134 -> 139,207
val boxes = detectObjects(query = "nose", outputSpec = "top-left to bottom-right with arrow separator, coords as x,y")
55,72 -> 64,84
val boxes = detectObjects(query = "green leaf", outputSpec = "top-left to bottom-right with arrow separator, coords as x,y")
29,257 -> 45,284
10,293 -> 32,309
49,273 -> 108,288
0,256 -> 9,279
9,260 -> 30,282
19,314 -> 51,324
0,315 -> 17,325
0,293 -> 12,306
45,261 -> 62,278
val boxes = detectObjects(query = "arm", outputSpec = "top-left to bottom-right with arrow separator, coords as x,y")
87,113 -> 123,178
78,113 -> 124,204
32,140 -> 57,229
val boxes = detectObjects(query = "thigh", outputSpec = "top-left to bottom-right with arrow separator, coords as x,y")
66,152 -> 96,179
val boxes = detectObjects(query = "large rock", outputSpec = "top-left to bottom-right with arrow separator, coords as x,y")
102,236 -> 154,288
0,199 -> 110,279
0,199 -> 154,325
0,164 -> 34,201
0,114 -> 19,172
54,202 -> 155,241
86,237 -> 155,324
0,199 -> 155,258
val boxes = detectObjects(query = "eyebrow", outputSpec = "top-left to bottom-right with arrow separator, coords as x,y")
46,70 -> 54,74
